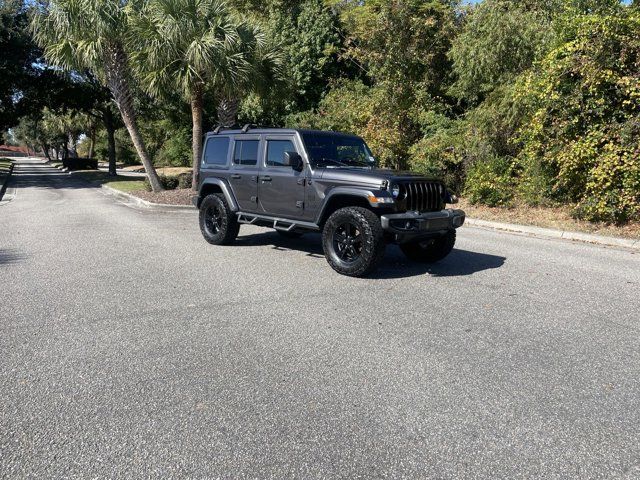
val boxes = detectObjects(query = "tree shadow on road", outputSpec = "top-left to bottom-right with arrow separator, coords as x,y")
9,162 -> 142,191
0,249 -> 26,266
236,231 -> 506,279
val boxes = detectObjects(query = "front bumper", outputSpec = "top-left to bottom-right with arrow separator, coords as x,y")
380,209 -> 466,243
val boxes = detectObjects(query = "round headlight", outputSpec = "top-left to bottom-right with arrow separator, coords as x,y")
391,184 -> 400,198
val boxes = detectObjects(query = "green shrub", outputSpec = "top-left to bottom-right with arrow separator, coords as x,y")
144,174 -> 180,191
464,156 -> 515,207
514,10 -> 640,223
177,172 -> 192,189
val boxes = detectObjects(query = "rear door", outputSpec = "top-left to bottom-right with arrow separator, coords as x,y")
257,135 -> 306,219
228,135 -> 261,212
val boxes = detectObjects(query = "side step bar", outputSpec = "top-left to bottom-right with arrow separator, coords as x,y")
236,212 -> 320,232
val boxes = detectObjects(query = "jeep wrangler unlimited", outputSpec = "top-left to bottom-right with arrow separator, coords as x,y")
194,126 -> 465,277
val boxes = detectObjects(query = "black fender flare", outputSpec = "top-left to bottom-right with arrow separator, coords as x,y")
314,186 -> 386,225
198,178 -> 239,211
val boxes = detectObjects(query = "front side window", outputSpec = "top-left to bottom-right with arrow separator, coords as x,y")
233,140 -> 259,166
266,140 -> 296,167
203,137 -> 230,166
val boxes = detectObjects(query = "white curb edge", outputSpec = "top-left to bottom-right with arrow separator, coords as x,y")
101,184 -> 195,212
465,218 -> 639,250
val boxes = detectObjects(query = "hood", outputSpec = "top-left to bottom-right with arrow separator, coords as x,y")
317,167 -> 441,187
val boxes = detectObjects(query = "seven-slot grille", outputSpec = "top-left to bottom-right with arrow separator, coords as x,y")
399,181 -> 443,212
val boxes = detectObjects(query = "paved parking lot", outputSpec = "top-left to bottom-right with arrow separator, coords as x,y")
1,159 -> 639,478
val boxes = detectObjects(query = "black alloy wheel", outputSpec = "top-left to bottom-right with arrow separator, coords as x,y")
204,204 -> 224,236
198,193 -> 240,245
333,222 -> 363,263
322,207 -> 385,277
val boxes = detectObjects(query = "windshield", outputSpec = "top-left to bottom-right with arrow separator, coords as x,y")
301,132 -> 376,168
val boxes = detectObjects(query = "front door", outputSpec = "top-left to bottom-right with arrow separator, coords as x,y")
228,136 -> 260,212
258,135 -> 306,219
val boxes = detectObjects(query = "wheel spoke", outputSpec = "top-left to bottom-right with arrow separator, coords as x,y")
332,221 -> 363,263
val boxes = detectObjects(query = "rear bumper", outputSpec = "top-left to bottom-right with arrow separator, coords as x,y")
381,209 -> 466,243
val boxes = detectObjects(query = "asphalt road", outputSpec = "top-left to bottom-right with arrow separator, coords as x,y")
1,159 -> 640,479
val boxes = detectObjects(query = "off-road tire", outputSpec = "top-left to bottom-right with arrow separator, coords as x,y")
199,193 -> 240,245
276,230 -> 304,239
400,230 -> 456,263
322,207 -> 385,277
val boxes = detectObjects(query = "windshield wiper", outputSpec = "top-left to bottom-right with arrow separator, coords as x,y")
318,158 -> 351,168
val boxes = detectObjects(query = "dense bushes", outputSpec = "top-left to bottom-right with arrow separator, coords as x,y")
514,10 -> 640,222
464,156 -> 516,207
143,172 -> 192,191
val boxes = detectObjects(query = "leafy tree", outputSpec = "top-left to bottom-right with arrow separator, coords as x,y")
234,0 -> 348,127
304,0 -> 458,169
31,0 -> 164,191
449,0 -> 555,103
0,0 -> 40,131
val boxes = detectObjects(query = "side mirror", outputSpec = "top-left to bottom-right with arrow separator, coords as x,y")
284,151 -> 304,172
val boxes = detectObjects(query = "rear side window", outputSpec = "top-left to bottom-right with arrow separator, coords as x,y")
233,140 -> 259,166
266,140 -> 296,167
203,137 -> 230,166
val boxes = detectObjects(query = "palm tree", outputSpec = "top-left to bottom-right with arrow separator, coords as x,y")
31,0 -> 164,191
213,21 -> 283,128
131,0 -> 282,189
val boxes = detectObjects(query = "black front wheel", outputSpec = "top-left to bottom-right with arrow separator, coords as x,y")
400,230 -> 456,263
322,207 -> 385,277
199,193 -> 240,245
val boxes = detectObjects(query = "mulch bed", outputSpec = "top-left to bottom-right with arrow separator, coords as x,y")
132,188 -> 194,206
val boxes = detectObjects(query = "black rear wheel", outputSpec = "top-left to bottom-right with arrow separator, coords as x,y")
322,207 -> 385,277
400,230 -> 456,263
199,193 -> 240,245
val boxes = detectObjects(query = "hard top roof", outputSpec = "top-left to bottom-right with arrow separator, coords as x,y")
205,127 -> 361,138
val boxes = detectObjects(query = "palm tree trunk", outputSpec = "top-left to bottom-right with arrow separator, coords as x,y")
104,42 -> 163,192
217,96 -> 240,128
87,129 -> 95,159
103,109 -> 117,177
190,85 -> 204,191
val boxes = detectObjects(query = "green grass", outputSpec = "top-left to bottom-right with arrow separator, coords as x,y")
104,179 -> 146,192
71,170 -> 146,193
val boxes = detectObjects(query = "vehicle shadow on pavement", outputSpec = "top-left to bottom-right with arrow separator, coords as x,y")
237,231 -> 506,278
373,248 -> 506,279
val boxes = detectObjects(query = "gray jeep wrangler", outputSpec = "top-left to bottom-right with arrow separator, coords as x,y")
195,126 -> 465,277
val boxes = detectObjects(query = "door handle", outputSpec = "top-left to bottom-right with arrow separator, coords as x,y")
261,176 -> 272,182
231,174 -> 241,179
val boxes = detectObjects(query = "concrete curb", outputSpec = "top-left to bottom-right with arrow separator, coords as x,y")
0,162 -> 15,202
101,184 -> 195,212
465,218 -> 639,250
